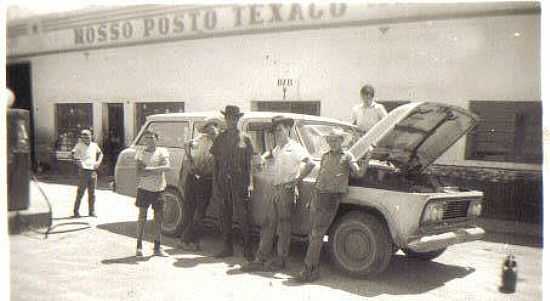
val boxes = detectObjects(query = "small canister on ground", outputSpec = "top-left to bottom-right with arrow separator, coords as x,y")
499,255 -> 517,294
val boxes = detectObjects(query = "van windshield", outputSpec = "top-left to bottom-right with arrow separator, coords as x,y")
297,122 -> 364,159
136,121 -> 190,148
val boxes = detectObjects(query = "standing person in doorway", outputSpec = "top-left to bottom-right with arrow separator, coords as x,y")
295,127 -> 367,283
241,115 -> 315,272
135,130 -> 171,257
210,105 -> 255,260
178,118 -> 220,251
352,84 -> 388,132
72,129 -> 103,218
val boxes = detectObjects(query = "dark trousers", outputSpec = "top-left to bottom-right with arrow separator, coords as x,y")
218,178 -> 250,250
304,192 -> 343,268
74,169 -> 97,215
181,174 -> 213,244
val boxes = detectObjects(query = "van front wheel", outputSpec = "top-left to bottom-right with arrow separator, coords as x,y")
328,211 -> 392,278
161,188 -> 184,237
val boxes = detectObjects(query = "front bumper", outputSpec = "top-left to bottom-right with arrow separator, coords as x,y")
406,227 -> 485,252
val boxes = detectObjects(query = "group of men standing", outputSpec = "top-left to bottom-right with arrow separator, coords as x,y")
69,84 -> 386,283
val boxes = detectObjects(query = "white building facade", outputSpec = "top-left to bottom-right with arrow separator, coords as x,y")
7,3 -> 541,174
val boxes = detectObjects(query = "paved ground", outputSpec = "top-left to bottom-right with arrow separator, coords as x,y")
9,180 -> 542,301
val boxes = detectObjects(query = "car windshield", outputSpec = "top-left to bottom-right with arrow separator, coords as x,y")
297,122 -> 364,159
136,121 -> 190,148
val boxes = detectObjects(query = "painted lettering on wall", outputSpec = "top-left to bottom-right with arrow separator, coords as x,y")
73,3 -> 347,46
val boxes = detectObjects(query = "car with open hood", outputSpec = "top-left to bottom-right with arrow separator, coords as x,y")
114,102 -> 485,277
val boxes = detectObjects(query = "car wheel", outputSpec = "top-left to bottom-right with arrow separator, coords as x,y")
402,248 -> 447,261
328,211 -> 393,278
161,188 -> 184,237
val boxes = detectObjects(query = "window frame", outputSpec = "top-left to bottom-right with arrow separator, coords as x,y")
465,100 -> 542,164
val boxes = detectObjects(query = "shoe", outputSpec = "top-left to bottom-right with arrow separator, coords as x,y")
265,257 -> 286,272
89,212 -> 97,217
136,248 -> 144,257
214,248 -> 234,258
178,241 -> 200,251
153,240 -> 167,257
240,260 -> 265,272
295,266 -> 320,283
244,247 -> 255,262
153,248 -> 167,257
73,212 -> 81,218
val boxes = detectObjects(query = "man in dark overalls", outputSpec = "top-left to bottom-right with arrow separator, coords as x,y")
210,105 -> 255,260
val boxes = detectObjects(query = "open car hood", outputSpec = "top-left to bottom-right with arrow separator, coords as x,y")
349,102 -> 479,174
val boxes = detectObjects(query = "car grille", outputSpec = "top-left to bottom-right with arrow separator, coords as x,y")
443,200 -> 470,220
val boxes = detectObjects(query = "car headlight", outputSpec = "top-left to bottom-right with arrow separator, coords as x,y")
468,200 -> 483,217
422,202 -> 445,224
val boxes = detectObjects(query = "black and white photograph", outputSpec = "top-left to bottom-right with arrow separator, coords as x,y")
3,1 -> 545,300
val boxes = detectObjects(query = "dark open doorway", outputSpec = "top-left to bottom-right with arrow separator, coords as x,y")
102,103 -> 125,175
7,62 -> 35,169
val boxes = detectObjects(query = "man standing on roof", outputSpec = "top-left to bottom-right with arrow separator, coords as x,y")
210,105 -> 255,260
352,84 -> 388,132
178,118 -> 220,251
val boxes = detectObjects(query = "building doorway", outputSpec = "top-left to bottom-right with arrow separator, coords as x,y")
7,62 -> 35,168
251,101 -> 321,116
102,103 -> 125,175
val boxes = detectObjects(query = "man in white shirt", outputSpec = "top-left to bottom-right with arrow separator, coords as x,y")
241,115 -> 315,272
72,129 -> 103,217
352,84 -> 388,132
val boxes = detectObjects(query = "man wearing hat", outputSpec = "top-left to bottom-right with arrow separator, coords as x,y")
178,117 -> 221,251
72,129 -> 103,217
210,105 -> 255,259
242,115 -> 315,272
295,127 -> 367,282
352,84 -> 388,132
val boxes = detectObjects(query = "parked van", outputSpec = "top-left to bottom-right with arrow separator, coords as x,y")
114,103 -> 485,277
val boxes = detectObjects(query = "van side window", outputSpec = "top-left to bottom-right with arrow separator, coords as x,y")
137,121 -> 190,148
246,122 -> 275,155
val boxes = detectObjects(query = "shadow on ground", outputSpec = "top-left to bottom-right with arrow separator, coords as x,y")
481,232 -> 542,248
35,172 -> 114,191
97,220 -> 477,298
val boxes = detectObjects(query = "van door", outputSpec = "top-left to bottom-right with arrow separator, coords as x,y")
114,120 -> 190,197
243,120 -> 275,229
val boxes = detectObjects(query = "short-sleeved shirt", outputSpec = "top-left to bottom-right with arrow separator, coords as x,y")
72,142 -> 102,170
135,147 -> 170,192
189,134 -> 215,176
210,129 -> 254,188
271,139 -> 310,185
315,150 -> 356,193
352,102 -> 388,132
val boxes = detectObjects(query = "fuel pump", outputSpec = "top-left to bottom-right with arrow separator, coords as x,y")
7,92 -> 31,211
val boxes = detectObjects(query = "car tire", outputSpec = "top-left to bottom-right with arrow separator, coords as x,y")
161,187 -> 184,237
328,211 -> 393,278
402,248 -> 447,261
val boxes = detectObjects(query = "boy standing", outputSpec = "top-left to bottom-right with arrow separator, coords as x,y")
296,127 -> 367,282
135,130 -> 171,257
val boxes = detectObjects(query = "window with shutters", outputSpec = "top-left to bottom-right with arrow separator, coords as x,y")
466,101 -> 542,164
135,102 -> 185,134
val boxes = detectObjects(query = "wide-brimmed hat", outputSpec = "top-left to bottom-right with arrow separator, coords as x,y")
271,115 -> 294,129
200,117 -> 222,132
220,105 -> 244,117
325,127 -> 346,140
